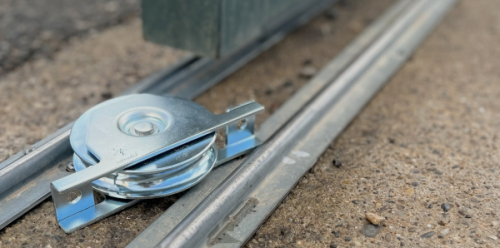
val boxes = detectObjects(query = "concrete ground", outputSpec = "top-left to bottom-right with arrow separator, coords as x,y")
1,0 -> 499,247
249,0 -> 500,247
0,0 -> 139,75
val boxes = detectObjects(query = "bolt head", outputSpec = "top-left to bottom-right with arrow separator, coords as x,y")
133,121 -> 155,136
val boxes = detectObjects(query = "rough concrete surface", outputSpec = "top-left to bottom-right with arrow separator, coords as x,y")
248,0 -> 500,247
0,0 -> 498,247
0,0 -> 140,75
0,19 -> 185,163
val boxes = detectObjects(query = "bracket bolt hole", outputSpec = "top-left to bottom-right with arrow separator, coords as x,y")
237,119 -> 247,130
67,190 -> 82,204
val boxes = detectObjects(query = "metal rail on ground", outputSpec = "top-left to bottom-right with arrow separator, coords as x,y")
127,0 -> 415,246
153,0 -> 457,247
0,0 -> 336,231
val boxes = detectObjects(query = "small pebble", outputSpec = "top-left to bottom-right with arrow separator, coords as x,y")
300,66 -> 317,78
345,237 -> 352,241
458,208 -> 473,218
420,231 -> 435,238
333,231 -> 340,238
333,159 -> 342,168
101,92 -> 113,100
441,203 -> 451,212
440,228 -> 450,235
265,88 -> 273,95
385,233 -> 392,242
365,212 -> 385,225
408,227 -> 417,233
283,80 -> 293,87
428,204 -> 433,209
360,224 -> 381,238
438,219 -> 450,226
411,182 -> 420,187
405,188 -> 414,195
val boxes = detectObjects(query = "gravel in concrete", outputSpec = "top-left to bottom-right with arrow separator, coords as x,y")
3,0 -> 500,247
0,0 -> 139,75
0,19 -> 185,164
248,0 -> 500,247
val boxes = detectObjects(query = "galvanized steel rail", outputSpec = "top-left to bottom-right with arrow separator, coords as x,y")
154,0 -> 457,247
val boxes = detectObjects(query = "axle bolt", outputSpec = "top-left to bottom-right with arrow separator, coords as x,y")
133,121 -> 155,136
